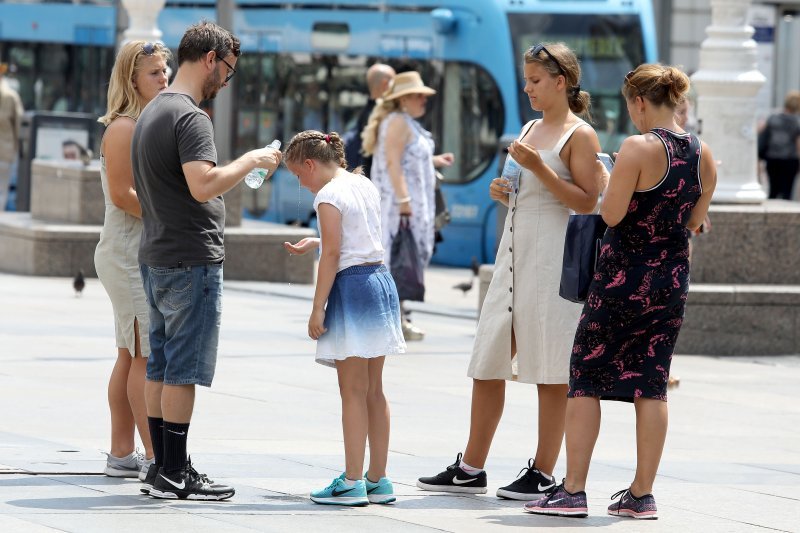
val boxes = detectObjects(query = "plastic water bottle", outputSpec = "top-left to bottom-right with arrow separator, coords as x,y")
244,139 -> 282,189
501,155 -> 522,193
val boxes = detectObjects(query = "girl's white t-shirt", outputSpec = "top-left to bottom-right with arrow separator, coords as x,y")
314,172 -> 385,272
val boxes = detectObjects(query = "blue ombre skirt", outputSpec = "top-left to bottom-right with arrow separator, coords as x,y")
316,264 -> 406,367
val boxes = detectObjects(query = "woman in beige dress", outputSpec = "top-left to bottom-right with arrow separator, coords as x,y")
94,41 -> 169,478
417,43 -> 603,500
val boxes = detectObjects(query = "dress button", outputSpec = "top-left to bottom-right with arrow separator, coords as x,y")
515,188 -> 519,194
509,227 -> 513,232
512,207 -> 516,212
508,246 -> 512,252
509,266 -> 513,272
509,287 -> 512,293
508,306 -> 512,312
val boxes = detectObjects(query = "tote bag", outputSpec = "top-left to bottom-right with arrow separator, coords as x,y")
390,216 -> 425,302
559,214 -> 608,303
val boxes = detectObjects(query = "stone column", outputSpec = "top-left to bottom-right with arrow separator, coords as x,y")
119,0 -> 166,44
691,0 -> 766,203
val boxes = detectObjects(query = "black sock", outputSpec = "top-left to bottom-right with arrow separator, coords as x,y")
147,417 -> 164,467
163,421 -> 190,474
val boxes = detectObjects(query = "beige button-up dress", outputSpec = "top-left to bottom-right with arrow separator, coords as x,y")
468,120 -> 587,384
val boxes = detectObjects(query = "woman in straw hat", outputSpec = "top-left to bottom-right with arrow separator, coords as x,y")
362,70 -> 454,341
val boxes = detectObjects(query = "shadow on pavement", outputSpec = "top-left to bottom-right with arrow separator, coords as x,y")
480,512 -> 619,528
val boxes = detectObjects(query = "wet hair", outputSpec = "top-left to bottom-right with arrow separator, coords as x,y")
285,130 -> 347,169
622,64 -> 690,109
98,40 -> 171,126
177,20 -> 240,66
784,90 -> 800,113
525,42 -> 591,119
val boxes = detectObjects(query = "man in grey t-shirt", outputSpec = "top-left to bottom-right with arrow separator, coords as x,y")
131,21 -> 281,501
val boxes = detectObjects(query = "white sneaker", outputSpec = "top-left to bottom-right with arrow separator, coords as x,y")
139,456 -> 155,481
103,450 -> 143,478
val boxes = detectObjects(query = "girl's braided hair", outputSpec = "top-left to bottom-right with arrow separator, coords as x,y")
284,130 -> 347,169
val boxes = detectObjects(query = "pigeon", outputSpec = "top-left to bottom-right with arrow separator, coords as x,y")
470,256 -> 480,277
453,280 -> 473,296
73,270 -> 85,297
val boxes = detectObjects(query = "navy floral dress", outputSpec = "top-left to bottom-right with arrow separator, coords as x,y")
568,128 -> 703,402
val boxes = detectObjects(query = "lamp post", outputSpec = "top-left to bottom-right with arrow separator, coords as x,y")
692,0 -> 766,203
119,0 -> 166,44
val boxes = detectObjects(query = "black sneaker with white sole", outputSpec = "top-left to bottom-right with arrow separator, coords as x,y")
148,459 -> 235,501
140,463 -> 159,495
416,453 -> 487,494
496,458 -> 557,500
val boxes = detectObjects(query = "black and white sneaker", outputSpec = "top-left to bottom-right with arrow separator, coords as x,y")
148,459 -> 235,501
496,458 -> 556,500
416,453 -> 487,494
140,463 -> 159,495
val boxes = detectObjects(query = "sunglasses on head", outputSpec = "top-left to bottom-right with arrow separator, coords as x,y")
530,44 -> 565,76
625,70 -> 643,96
141,42 -> 160,55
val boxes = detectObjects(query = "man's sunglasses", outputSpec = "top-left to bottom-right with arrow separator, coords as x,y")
217,55 -> 236,84
529,44 -> 566,76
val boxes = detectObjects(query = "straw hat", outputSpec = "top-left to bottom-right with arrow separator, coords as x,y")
383,71 -> 436,101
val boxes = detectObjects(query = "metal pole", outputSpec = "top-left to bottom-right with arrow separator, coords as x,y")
214,0 -> 235,163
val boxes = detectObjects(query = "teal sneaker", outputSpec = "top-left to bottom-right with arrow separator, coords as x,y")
311,474 -> 369,506
364,474 -> 396,504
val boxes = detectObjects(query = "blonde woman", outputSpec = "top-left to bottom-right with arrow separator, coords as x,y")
94,41 -> 169,481
361,70 -> 454,340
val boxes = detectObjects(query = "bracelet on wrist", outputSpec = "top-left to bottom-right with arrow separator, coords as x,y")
395,196 -> 411,204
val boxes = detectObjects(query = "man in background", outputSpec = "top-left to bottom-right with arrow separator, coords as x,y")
344,63 -> 395,178
0,62 -> 24,211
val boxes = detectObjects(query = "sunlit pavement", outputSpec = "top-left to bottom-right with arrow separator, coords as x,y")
1,268 -> 798,532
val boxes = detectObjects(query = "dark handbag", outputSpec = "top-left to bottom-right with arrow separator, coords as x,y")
390,216 -> 425,301
559,214 -> 608,303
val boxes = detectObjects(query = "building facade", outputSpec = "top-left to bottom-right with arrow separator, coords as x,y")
655,0 -> 800,119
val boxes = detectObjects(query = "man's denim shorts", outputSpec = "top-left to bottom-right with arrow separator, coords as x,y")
140,263 -> 222,387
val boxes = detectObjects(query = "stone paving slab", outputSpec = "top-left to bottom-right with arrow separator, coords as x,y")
1,270 -> 799,532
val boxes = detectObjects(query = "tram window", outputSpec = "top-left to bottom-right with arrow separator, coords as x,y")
509,13 -> 646,153
434,62 -> 504,185
232,54 -> 502,184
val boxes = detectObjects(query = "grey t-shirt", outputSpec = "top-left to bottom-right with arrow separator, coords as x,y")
132,93 -> 223,267
764,112 -> 800,161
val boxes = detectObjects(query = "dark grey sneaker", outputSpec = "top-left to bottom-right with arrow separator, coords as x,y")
148,459 -> 235,501
140,463 -> 158,495
607,488 -> 658,519
416,453 -> 487,494
496,459 -> 556,500
523,483 -> 589,518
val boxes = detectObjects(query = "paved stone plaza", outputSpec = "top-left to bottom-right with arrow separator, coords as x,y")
0,268 -> 798,532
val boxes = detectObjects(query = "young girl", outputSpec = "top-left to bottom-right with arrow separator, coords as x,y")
283,130 -> 406,506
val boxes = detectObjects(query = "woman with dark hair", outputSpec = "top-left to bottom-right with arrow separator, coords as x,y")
525,64 -> 717,519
